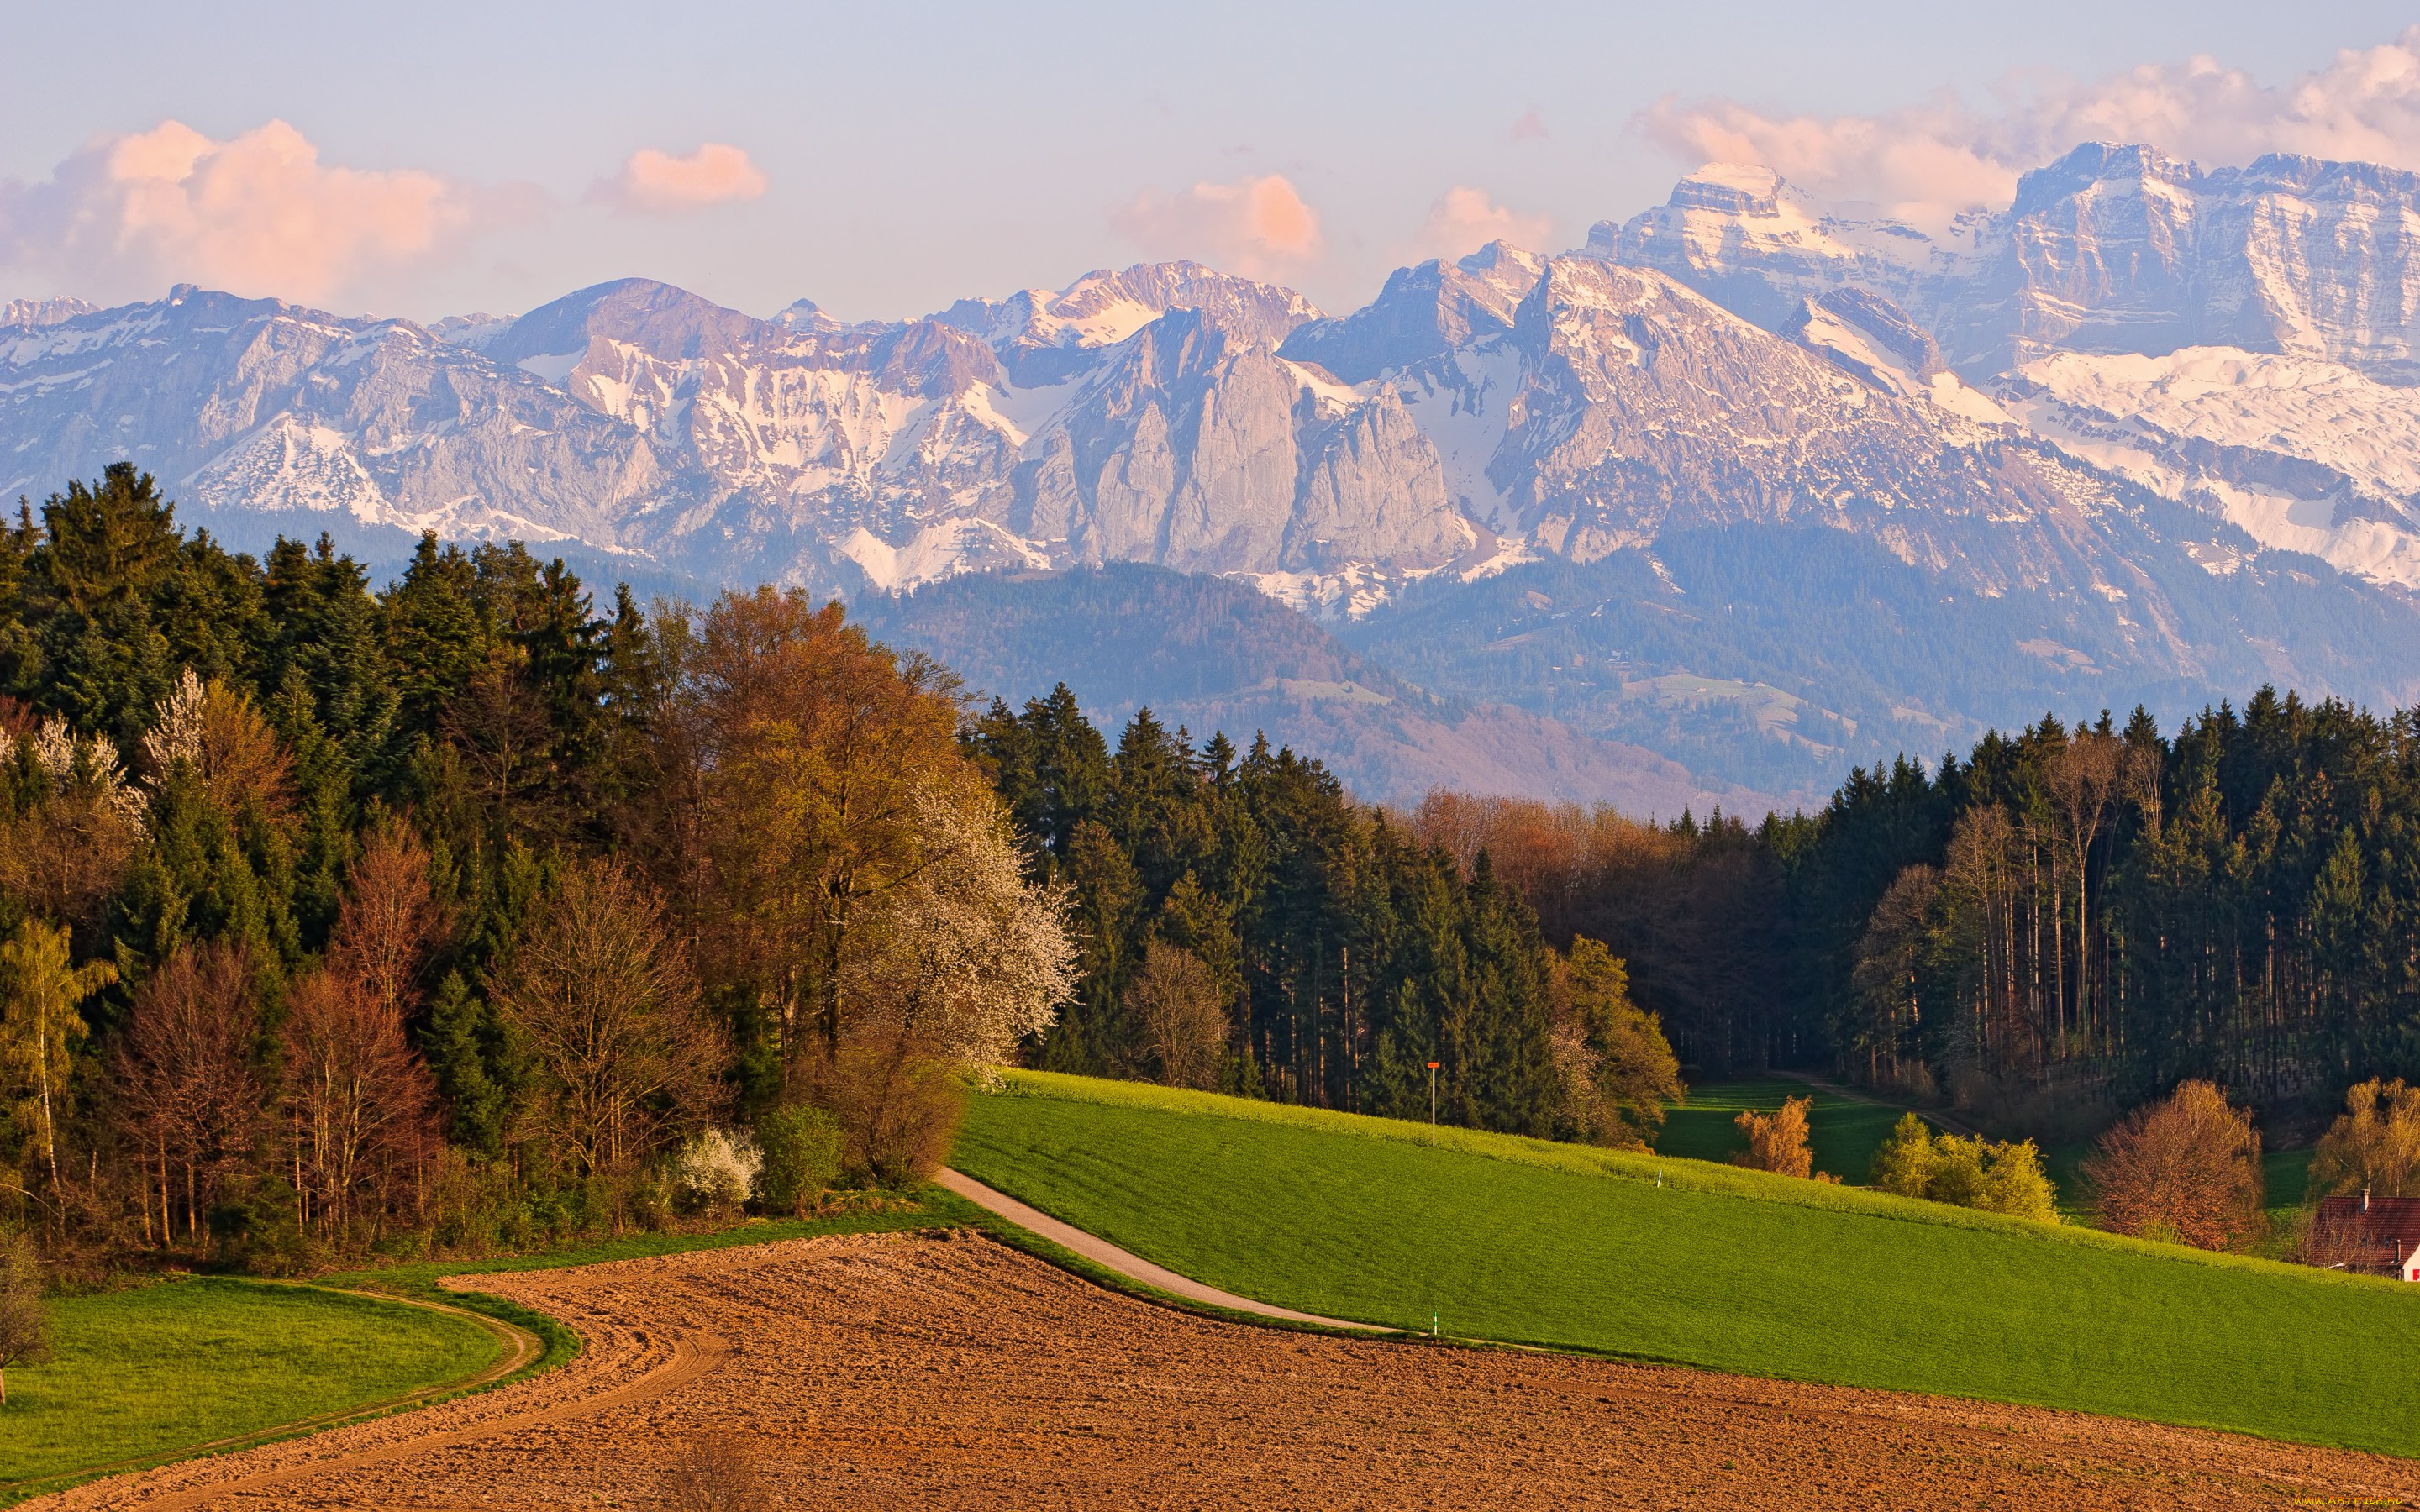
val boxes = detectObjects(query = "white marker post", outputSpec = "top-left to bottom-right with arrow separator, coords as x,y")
1427,1060 -> 1439,1147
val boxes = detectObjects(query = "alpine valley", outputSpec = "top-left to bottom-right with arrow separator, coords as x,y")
8,140 -> 2420,804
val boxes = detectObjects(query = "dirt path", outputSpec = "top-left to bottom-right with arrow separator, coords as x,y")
936,1167 -> 1388,1331
36,1229 -> 2420,1510
1782,1069 -> 1990,1138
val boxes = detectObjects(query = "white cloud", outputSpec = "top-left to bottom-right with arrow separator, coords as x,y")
1110,175 -> 1323,280
0,119 -> 479,306
1638,27 -> 2420,227
1406,187 -> 1553,263
587,143 -> 769,215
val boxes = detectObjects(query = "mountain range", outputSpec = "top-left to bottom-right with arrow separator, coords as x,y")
7,139 -> 2420,804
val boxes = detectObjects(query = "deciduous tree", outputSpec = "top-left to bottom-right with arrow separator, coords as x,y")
113,942 -> 264,1251
0,920 -> 118,1217
2085,1080 -> 2265,1250
2311,1079 -> 2420,1200
1732,1095 -> 1815,1179
0,1231 -> 49,1406
1123,941 -> 1225,1090
487,858 -> 723,1178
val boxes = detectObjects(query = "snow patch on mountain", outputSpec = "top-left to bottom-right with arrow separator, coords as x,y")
1998,345 -> 2420,588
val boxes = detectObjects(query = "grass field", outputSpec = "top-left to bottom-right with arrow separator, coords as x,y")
953,1070 -> 2420,1457
3,1203 -> 951,1505
1654,1078 -> 1907,1179
0,1278 -> 498,1494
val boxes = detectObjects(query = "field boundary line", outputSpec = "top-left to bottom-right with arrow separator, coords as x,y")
935,1167 -> 1392,1332
1,1279 -> 542,1505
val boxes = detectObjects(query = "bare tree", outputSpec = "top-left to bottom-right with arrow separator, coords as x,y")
0,1232 -> 50,1407
656,1433 -> 768,1512
1123,941 -> 1225,1090
113,942 -> 265,1251
278,816 -> 450,1237
2085,1080 -> 2266,1250
0,717 -> 142,930
282,970 -> 438,1237
488,859 -> 724,1178
328,814 -> 451,1020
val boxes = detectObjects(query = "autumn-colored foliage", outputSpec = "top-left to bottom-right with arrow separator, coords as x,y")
1731,1096 -> 1815,1179
1869,1113 -> 2060,1221
2084,1081 -> 2265,1250
2311,1079 -> 2420,1200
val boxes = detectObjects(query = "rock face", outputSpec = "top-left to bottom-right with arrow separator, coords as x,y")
1602,144 -> 2420,382
0,265 -> 1455,596
6,147 -> 2420,797
1587,143 -> 2420,604
1280,241 -> 1544,383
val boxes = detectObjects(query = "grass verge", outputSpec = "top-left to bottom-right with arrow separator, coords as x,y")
953,1068 -> 2420,1458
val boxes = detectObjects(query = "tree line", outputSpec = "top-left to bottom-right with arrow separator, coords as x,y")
1420,691 -> 2420,1145
8,464 -> 2412,1275
0,467 -> 1072,1270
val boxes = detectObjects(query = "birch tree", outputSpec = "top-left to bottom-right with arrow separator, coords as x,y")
0,921 -> 117,1222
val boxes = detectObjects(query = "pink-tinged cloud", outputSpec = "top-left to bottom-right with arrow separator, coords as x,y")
1508,109 -> 1549,144
1111,175 -> 1323,279
0,119 -> 475,306
588,143 -> 769,215
1638,27 -> 2420,229
1407,187 -> 1553,262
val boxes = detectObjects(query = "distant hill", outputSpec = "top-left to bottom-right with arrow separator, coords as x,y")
852,564 -> 1790,816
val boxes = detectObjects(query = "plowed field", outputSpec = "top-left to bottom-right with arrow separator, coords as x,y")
42,1231 -> 2420,1510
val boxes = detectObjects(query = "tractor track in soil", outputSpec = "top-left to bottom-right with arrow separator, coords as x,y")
28,1229 -> 2420,1509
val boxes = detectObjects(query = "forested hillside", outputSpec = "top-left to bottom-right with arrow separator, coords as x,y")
0,468 -> 1671,1272
1426,696 -> 2420,1132
6,464 -> 2418,1278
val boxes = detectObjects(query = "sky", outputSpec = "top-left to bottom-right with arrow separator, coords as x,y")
3,1 -> 2419,323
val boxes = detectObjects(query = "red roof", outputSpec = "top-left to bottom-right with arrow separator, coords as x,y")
2315,1195 -> 2420,1252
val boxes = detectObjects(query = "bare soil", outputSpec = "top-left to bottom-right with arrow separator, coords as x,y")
42,1230 -> 2420,1509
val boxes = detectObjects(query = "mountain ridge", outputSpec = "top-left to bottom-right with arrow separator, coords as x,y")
8,139 -> 2420,797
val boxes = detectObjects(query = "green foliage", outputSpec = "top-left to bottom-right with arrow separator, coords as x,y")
1870,1113 -> 2060,1221
973,687 -> 1566,1136
957,1071 -> 2420,1457
753,1103 -> 843,1217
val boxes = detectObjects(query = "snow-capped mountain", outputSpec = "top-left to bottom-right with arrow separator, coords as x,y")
1594,142 -> 2420,601
6,142 -> 2420,796
1602,143 -> 2420,382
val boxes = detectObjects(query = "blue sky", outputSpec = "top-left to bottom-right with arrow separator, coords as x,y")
3,1 -> 2417,321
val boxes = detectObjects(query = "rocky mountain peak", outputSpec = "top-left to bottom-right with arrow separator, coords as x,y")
1784,288 -> 1950,396
1,297 -> 100,329
487,278 -> 762,367
1278,242 -> 1544,385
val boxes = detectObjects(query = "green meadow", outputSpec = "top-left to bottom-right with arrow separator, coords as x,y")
3,1204 -> 949,1504
0,1278 -> 497,1497
1651,1077 -> 1907,1179
953,1070 -> 2420,1457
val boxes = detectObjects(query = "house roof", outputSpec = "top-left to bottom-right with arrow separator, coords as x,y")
2316,1195 -> 2420,1251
